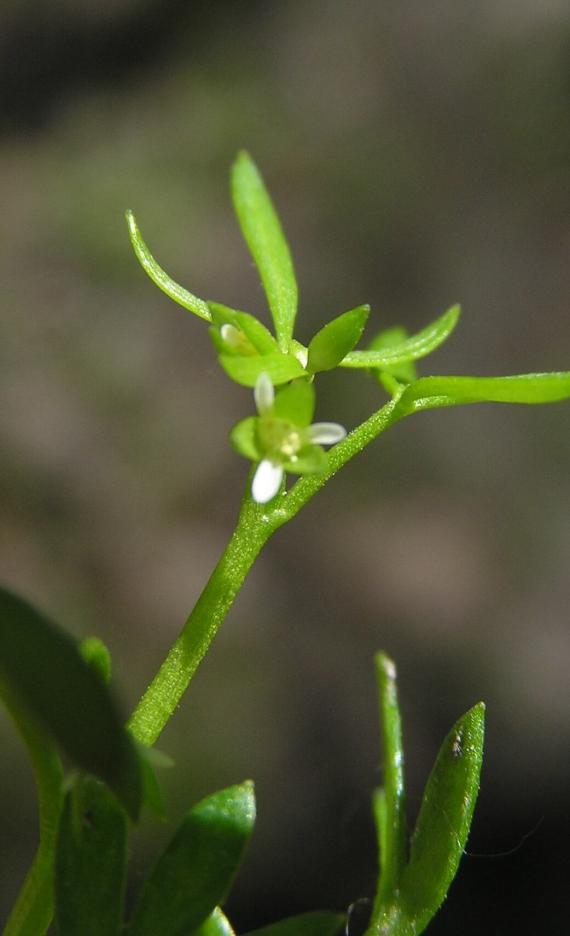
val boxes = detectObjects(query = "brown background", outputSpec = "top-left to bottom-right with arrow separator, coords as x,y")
1,2 -> 569,932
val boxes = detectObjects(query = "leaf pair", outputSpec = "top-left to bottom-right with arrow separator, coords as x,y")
127,152 -> 298,354
367,654 -> 485,936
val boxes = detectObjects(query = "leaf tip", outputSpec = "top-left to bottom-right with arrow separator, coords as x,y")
375,651 -> 397,682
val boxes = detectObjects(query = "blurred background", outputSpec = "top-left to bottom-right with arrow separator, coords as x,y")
1,1 -> 569,932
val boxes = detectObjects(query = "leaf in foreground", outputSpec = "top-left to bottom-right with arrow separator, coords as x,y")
55,775 -> 128,936
0,586 -> 142,820
128,781 -> 255,936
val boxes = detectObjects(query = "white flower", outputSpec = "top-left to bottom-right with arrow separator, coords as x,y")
250,373 -> 346,504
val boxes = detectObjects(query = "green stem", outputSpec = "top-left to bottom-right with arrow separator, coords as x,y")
1,683 -> 65,936
127,485 -> 287,746
128,399 -> 403,746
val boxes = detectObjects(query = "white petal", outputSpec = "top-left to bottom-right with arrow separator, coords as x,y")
308,422 -> 347,445
251,460 -> 283,503
254,372 -> 274,415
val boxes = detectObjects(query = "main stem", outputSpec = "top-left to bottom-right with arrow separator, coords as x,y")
128,488 -> 285,746
128,397 -> 403,746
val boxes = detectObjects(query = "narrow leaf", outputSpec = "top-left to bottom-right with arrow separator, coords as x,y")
126,210 -> 211,321
55,775 -> 128,936
128,781 -> 255,936
396,371 -> 570,414
231,152 -> 298,349
307,305 -> 370,373
219,352 -> 306,387
1,680 -> 65,936
243,911 -> 345,936
373,653 -> 406,907
399,703 -> 485,933
0,587 -> 142,820
340,305 -> 461,369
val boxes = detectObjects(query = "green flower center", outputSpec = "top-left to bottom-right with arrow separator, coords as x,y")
256,417 -> 305,461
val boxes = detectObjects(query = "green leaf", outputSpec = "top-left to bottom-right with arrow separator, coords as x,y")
125,210 -> 211,322
368,327 -> 418,386
243,911 -> 345,936
273,380 -> 315,426
307,305 -> 370,373
284,445 -> 328,475
219,352 -> 306,387
0,587 -> 142,821
340,305 -> 461,369
373,654 -> 406,908
128,781 -> 256,936
396,371 -> 570,415
398,703 -> 485,933
1,680 -> 64,936
209,303 -> 279,355
55,775 -> 128,936
190,907 -> 236,935
231,152 -> 298,350
230,417 -> 262,461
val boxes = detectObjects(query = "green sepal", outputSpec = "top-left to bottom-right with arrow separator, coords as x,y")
368,327 -> 418,386
283,445 -> 328,475
230,417 -> 262,461
209,303 -> 278,355
398,703 -> 485,933
79,637 -> 112,684
54,775 -> 128,936
128,781 -> 256,936
307,305 -> 370,373
125,210 -> 211,322
243,911 -> 345,936
273,379 -> 315,426
231,152 -> 298,350
219,352 -> 306,387
396,371 -> 570,414
340,305 -> 460,369
0,587 -> 142,821
190,907 -> 236,935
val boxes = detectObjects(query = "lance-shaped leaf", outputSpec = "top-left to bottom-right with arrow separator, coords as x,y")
398,703 -> 485,933
190,907 -> 236,935
128,781 -> 255,936
231,152 -> 298,350
126,210 -> 211,321
243,911 -> 345,936
0,587 -> 142,820
219,351 -> 306,387
307,305 -> 370,373
395,371 -> 570,415
339,305 -> 460,370
1,680 -> 64,936
55,775 -> 128,936
372,654 -> 407,908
